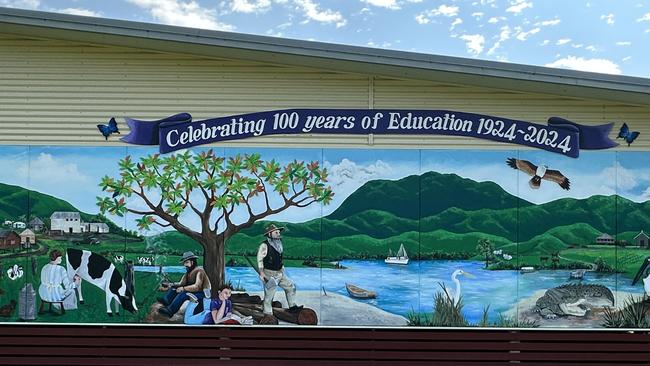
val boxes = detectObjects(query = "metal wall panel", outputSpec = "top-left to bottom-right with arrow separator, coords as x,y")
1,33 -> 649,151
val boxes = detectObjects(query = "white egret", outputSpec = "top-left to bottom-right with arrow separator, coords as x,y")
443,269 -> 474,305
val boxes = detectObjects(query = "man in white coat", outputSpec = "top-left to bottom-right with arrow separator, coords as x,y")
257,224 -> 303,315
39,249 -> 80,310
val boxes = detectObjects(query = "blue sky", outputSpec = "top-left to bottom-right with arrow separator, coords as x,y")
1,0 -> 649,77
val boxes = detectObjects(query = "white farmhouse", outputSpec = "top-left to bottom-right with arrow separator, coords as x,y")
83,222 -> 109,233
50,212 -> 82,234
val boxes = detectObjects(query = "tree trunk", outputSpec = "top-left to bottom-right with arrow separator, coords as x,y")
203,237 -> 226,290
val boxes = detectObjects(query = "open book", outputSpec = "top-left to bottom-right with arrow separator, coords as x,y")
216,313 -> 254,325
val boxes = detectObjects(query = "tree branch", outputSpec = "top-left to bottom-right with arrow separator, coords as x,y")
126,208 -> 156,216
253,172 -> 271,211
131,187 -> 203,244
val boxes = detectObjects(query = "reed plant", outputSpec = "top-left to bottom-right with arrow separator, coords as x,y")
602,295 -> 650,328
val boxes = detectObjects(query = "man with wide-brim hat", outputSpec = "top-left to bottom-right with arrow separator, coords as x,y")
158,251 -> 212,318
257,224 -> 302,315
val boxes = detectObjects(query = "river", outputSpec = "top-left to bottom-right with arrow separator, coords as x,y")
136,259 -> 642,323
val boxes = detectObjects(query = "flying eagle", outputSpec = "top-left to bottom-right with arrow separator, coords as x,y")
506,158 -> 571,190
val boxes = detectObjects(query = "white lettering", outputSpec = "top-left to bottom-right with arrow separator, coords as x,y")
166,130 -> 179,147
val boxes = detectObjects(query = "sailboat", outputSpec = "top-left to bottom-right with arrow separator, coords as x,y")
385,243 -> 409,265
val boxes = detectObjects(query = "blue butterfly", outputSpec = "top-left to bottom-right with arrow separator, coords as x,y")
97,118 -> 120,140
617,123 -> 640,146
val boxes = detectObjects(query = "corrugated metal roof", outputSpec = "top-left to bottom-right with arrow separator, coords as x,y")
1,7 -> 649,106
50,211 -> 80,220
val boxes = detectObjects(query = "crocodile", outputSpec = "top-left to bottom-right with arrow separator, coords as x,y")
534,284 -> 615,319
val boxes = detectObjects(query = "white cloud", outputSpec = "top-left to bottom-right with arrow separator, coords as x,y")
545,56 -> 621,75
536,19 -> 560,26
326,158 -> 393,188
460,34 -> 485,56
0,0 -> 39,9
450,17 -> 463,30
556,38 -> 571,45
58,8 -> 101,17
623,56 -> 632,62
471,12 -> 484,19
540,39 -> 550,46
571,43 -> 583,48
434,4 -> 459,16
415,5 -> 459,25
415,14 -> 429,24
294,0 -> 346,27
602,162 -> 637,191
515,26 -> 540,41
17,153 -> 89,185
616,41 -> 631,46
361,0 -> 400,10
638,13 -> 650,21
506,0 -> 532,14
127,0 -> 234,31
585,45 -> 597,51
487,25 -> 510,55
230,0 -> 272,13
600,13 -> 614,25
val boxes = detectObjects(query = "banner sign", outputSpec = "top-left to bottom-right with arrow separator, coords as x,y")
119,109 -> 618,157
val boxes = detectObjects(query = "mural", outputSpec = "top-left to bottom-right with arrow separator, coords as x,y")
1,145 -> 650,328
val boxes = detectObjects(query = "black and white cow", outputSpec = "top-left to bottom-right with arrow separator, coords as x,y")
136,256 -> 153,266
66,249 -> 137,316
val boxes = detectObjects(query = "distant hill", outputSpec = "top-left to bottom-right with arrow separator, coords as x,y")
327,171 -> 531,220
0,182 -> 128,236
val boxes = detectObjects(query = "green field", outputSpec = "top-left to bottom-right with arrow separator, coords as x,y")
561,247 -> 650,278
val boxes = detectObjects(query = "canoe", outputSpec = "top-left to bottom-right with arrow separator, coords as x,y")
345,283 -> 377,299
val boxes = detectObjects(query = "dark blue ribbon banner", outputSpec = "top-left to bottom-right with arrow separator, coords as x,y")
119,109 -> 618,158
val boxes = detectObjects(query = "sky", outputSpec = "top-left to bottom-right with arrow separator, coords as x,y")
0,146 -> 649,233
1,0 -> 649,78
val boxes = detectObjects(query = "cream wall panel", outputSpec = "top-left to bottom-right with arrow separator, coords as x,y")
374,78 -> 650,150
1,34 -> 649,152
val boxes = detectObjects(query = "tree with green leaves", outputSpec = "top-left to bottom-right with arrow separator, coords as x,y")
476,238 -> 494,269
97,150 -> 333,287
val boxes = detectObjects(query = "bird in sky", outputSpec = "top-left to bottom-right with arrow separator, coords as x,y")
506,158 -> 571,190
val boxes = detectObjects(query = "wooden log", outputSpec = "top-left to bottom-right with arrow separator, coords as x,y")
234,301 -> 283,309
230,293 -> 262,304
233,303 -> 317,325
273,307 -> 317,325
232,305 -> 278,325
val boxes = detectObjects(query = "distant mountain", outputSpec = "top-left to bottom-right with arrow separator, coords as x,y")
0,182 -> 127,235
327,171 -> 530,220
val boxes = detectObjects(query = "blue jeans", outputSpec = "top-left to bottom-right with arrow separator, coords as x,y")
162,288 -> 205,315
184,298 -> 212,325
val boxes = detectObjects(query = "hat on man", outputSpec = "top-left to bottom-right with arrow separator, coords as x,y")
264,224 -> 285,236
179,251 -> 198,263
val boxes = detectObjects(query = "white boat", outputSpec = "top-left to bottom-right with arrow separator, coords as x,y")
520,266 -> 535,273
385,243 -> 409,265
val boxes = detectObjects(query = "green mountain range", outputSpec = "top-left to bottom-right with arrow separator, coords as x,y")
0,182 -> 127,236
3,170 -> 649,261
226,171 -> 650,258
